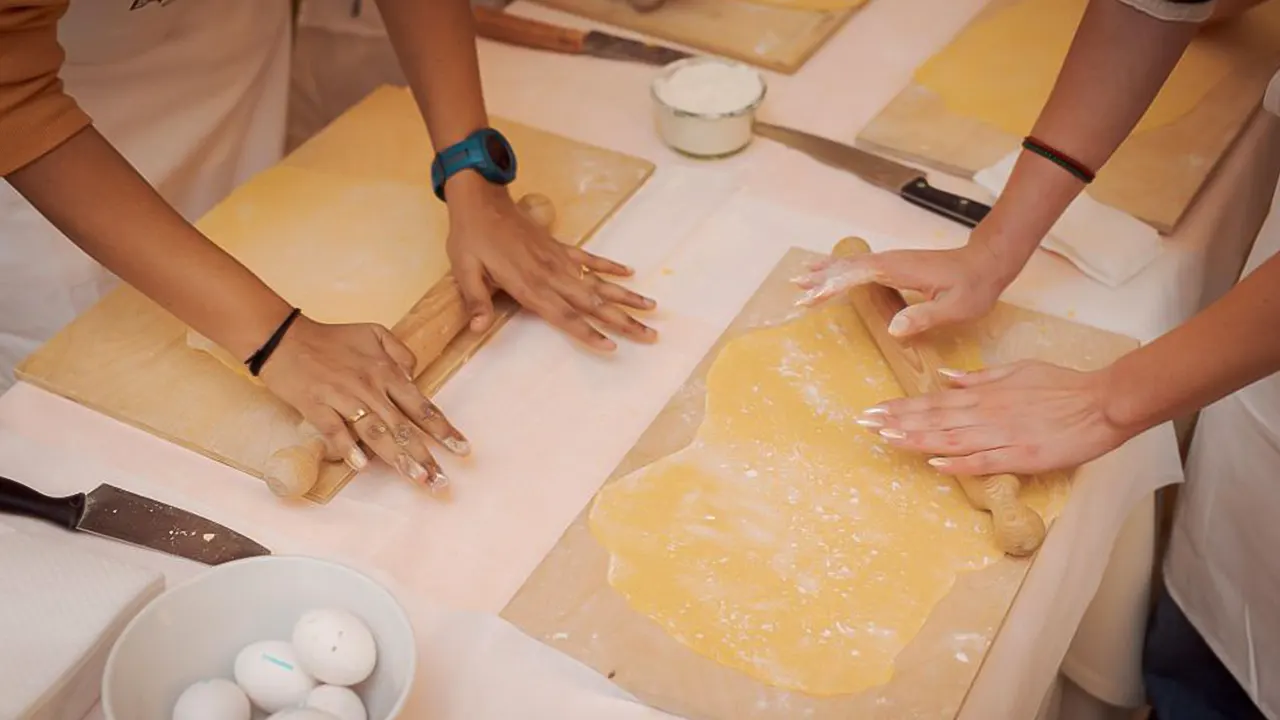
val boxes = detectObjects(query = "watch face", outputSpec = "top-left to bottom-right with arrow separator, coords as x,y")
484,132 -> 514,173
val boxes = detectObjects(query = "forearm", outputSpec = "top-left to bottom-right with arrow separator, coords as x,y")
978,0 -> 1200,278
374,0 -> 505,209
7,127 -> 291,359
1105,254 -> 1280,434
376,0 -> 486,146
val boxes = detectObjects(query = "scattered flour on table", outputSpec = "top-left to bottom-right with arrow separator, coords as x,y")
655,62 -> 763,115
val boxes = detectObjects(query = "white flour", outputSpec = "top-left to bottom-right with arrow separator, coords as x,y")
655,61 -> 763,115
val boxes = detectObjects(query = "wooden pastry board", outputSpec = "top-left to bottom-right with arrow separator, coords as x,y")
857,0 -> 1280,233
16,86 -> 654,504
526,0 -> 863,73
502,247 -> 1138,719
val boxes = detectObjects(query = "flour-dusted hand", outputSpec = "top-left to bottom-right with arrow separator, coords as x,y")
859,360 -> 1133,476
259,316 -> 469,490
444,174 -> 657,351
794,243 -> 1012,338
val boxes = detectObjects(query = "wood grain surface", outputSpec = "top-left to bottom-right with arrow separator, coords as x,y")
17,86 -> 654,503
857,0 -> 1280,233
526,0 -> 864,73
502,246 -> 1138,719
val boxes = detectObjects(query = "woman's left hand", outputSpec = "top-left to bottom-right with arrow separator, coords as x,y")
443,174 -> 657,352
860,360 -> 1132,476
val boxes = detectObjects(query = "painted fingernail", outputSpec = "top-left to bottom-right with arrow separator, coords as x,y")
396,454 -> 429,485
427,469 -> 450,492
938,368 -> 966,379
888,312 -> 911,337
856,416 -> 883,429
862,406 -> 889,415
346,446 -> 369,471
879,428 -> 907,440
643,297 -> 656,309
927,457 -> 951,468
443,436 -> 471,456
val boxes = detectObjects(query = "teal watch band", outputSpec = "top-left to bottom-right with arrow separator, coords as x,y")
430,128 -> 517,201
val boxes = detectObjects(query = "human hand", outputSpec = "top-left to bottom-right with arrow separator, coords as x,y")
794,243 -> 1016,338
858,360 -> 1133,476
259,316 -> 468,490
444,176 -> 657,352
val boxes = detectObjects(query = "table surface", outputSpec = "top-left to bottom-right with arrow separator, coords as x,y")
1,0 -> 1274,717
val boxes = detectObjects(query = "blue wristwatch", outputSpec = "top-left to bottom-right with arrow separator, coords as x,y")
430,128 -> 517,201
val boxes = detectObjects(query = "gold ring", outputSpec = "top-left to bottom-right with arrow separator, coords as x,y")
345,407 -> 369,424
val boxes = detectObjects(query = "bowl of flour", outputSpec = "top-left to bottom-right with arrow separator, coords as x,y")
652,57 -> 766,158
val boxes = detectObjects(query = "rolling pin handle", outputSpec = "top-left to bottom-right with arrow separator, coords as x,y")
263,422 -> 328,499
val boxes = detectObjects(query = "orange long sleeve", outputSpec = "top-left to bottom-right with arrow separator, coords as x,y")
0,0 -> 91,176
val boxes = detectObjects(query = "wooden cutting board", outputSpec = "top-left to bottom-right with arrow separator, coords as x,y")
501,247 -> 1138,719
857,0 -> 1280,233
526,0 -> 864,73
17,86 -> 654,503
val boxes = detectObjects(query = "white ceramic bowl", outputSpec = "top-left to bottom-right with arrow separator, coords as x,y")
102,556 -> 416,720
652,57 -> 767,158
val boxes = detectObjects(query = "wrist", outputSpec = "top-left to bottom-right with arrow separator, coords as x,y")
1095,356 -> 1159,440
444,170 -> 510,214
964,226 -> 1033,287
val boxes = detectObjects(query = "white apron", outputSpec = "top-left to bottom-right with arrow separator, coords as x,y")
1164,71 -> 1280,719
0,0 -> 292,390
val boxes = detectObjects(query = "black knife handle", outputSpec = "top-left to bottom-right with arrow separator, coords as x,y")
0,476 -> 86,530
900,178 -> 992,229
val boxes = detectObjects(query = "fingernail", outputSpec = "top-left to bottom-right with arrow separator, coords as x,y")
862,406 -> 888,415
856,416 -> 883,429
427,468 -> 450,492
643,298 -> 656,309
927,457 -> 950,468
888,312 -> 911,337
879,428 -> 907,440
443,436 -> 471,456
346,446 -> 369,471
396,454 -> 429,485
938,368 -> 965,379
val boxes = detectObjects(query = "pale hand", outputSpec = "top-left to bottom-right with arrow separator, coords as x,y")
259,316 -> 469,490
860,360 -> 1132,476
445,177 -> 657,352
794,243 -> 1010,338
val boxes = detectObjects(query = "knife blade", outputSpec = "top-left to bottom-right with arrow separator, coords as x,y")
753,122 -> 992,229
0,476 -> 270,565
472,7 -> 690,67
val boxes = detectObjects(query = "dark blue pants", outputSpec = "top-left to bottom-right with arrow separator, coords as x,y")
1143,587 -> 1264,720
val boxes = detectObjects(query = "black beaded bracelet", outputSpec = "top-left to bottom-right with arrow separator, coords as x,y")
245,307 -> 302,377
1022,136 -> 1096,185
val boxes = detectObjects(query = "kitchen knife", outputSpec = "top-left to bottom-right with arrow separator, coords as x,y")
472,7 -> 690,66
0,476 -> 270,565
753,122 -> 992,229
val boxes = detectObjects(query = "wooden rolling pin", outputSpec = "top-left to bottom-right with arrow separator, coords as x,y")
833,237 -> 1047,557
262,193 -> 557,499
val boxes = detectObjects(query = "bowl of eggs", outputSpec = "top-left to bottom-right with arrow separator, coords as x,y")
102,555 -> 415,720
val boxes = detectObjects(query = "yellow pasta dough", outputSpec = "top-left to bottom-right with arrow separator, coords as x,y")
913,0 -> 1232,136
589,302 -> 1067,695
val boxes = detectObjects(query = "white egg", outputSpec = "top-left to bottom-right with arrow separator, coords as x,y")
292,609 -> 377,686
233,640 -> 316,712
307,685 -> 367,720
172,678 -> 250,720
265,710 -> 340,720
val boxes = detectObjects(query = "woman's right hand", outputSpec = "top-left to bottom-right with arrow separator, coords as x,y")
794,241 -> 1017,338
258,315 -> 469,490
